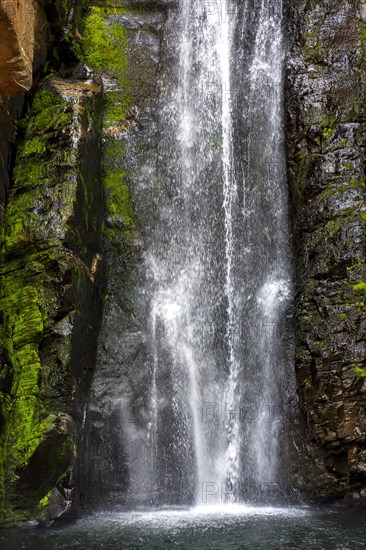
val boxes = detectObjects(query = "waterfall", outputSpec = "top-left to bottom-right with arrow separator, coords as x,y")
232,0 -> 293,498
145,0 -> 229,504
86,0 -> 295,509
142,0 -> 293,505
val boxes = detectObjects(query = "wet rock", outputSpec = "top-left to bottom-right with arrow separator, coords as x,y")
0,95 -> 24,213
360,2 -> 366,22
285,0 -> 366,500
81,1 -> 166,509
0,75 -> 104,521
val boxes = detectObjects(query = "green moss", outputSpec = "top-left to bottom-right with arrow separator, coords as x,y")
81,5 -> 137,246
1,84 -> 82,256
0,76 -> 101,518
12,87 -> 74,194
103,139 -> 123,163
325,219 -> 342,237
296,150 -> 315,196
82,8 -> 129,89
351,364 -> 366,378
104,169 -> 136,238
349,177 -> 365,190
320,115 -> 336,131
302,23 -> 324,63
322,126 -> 335,140
0,283 -> 52,493
38,489 -> 53,509
353,281 -> 366,292
82,8 -> 131,122
29,89 -> 71,127
315,185 -> 348,205
0,270 -> 72,512
303,378 -> 313,389
22,137 -> 48,156
104,91 -> 130,124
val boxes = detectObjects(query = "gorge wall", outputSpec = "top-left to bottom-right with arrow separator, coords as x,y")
81,0 -> 172,509
0,0 -> 365,524
0,0 -> 105,522
285,0 -> 366,502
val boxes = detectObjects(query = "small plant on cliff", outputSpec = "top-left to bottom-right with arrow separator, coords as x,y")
322,126 -> 334,140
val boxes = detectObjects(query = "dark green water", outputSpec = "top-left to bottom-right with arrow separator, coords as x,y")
1,506 -> 365,549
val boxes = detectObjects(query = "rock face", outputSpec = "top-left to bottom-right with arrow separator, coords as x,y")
0,74 -> 104,522
0,96 -> 24,214
0,0 -> 80,220
285,0 -> 366,501
0,0 -> 49,95
81,0 -> 168,509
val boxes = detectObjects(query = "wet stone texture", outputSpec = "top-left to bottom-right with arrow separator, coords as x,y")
0,74 -> 104,522
285,0 -> 366,502
81,0 -> 169,508
0,0 -> 82,219
0,96 -> 24,215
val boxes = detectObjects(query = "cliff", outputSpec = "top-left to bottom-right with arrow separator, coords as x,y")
285,0 -> 366,503
0,0 -> 105,523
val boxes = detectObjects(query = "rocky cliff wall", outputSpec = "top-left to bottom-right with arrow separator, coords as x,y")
285,0 -> 366,503
0,0 -> 105,524
0,0 -> 173,524
81,0 -> 173,510
0,0 -> 82,215
0,74 -> 104,523
0,0 -> 49,95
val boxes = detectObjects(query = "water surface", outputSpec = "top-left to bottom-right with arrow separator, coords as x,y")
2,506 -> 365,549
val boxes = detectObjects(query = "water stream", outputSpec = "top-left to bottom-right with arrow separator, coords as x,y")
86,0 -> 296,509
140,0 -> 294,505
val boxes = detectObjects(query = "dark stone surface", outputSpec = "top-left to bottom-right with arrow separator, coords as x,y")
82,2 -> 167,510
285,0 -> 366,502
0,96 -> 25,216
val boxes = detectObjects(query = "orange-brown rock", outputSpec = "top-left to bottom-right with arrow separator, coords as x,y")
0,0 -> 49,95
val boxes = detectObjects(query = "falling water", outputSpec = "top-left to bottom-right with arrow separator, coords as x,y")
86,0 -> 295,508
141,0 -> 294,505
145,0 -> 229,503
232,0 -> 293,497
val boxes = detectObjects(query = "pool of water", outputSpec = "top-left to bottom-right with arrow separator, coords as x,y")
1,505 -> 365,549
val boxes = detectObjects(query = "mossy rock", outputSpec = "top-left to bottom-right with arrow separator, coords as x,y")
0,75 -> 103,522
